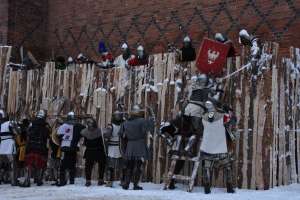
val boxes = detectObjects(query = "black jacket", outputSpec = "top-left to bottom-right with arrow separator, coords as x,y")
81,128 -> 106,161
26,119 -> 50,156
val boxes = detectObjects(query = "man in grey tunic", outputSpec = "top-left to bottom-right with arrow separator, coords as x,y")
119,105 -> 154,190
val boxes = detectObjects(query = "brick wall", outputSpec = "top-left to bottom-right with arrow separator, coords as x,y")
0,0 -> 8,45
6,0 -> 48,61
2,0 -> 300,60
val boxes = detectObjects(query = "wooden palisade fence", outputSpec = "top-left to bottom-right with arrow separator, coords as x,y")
0,43 -> 300,190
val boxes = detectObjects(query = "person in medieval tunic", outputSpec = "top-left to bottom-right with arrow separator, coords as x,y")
103,111 -> 124,187
15,118 -> 29,185
239,29 -> 262,78
179,36 -> 196,62
200,101 -> 236,194
80,118 -> 106,187
0,110 -> 18,186
45,119 -> 63,185
97,41 -> 114,69
21,110 -> 50,187
159,112 -> 195,189
119,105 -> 154,190
56,112 -> 85,186
114,43 -> 132,69
128,45 -> 149,67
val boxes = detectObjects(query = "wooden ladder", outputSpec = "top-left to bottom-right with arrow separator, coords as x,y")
164,154 -> 201,192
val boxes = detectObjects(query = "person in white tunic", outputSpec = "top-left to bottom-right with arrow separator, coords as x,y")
103,111 -> 124,187
0,110 -> 17,185
200,101 -> 236,194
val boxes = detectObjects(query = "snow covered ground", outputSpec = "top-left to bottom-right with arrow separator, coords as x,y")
1,179 -> 300,200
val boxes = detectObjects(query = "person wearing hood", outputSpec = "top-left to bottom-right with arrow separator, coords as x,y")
21,110 -> 50,187
80,118 -> 106,187
128,45 -> 149,67
56,112 -> 85,186
180,36 -> 196,62
119,105 -> 154,190
114,43 -> 132,69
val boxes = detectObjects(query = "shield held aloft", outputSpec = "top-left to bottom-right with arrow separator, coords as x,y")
196,38 -> 230,77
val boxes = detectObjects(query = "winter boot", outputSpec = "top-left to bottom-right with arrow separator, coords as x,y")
69,169 -> 75,184
106,181 -> 113,187
97,179 -> 105,186
204,185 -> 211,194
20,177 -> 31,188
225,165 -> 235,193
85,180 -> 91,187
168,179 -> 176,190
203,165 -> 212,194
56,172 -> 67,187
133,184 -> 143,190
106,169 -> 113,187
36,169 -> 44,186
122,184 -> 129,190
226,183 -> 235,193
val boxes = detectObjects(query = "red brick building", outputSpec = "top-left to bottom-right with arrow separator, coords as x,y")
1,0 -> 300,61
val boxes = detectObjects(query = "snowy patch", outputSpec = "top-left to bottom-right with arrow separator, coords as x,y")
1,180 -> 300,200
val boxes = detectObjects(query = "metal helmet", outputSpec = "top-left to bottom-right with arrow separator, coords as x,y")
239,29 -> 251,45
130,105 -> 144,118
205,101 -> 215,112
215,33 -> 227,43
112,111 -> 123,125
183,36 -> 191,43
137,45 -> 144,57
197,74 -> 208,88
67,111 -> 75,120
121,43 -> 128,50
36,110 -> 46,119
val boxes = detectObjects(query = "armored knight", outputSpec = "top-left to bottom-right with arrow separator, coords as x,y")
200,101 -> 236,194
159,113 -> 195,189
239,29 -> 262,77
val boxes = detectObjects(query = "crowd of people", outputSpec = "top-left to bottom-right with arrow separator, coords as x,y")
0,29 -> 262,194
0,105 -> 154,190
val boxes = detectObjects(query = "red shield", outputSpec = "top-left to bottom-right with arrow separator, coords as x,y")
196,38 -> 230,77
